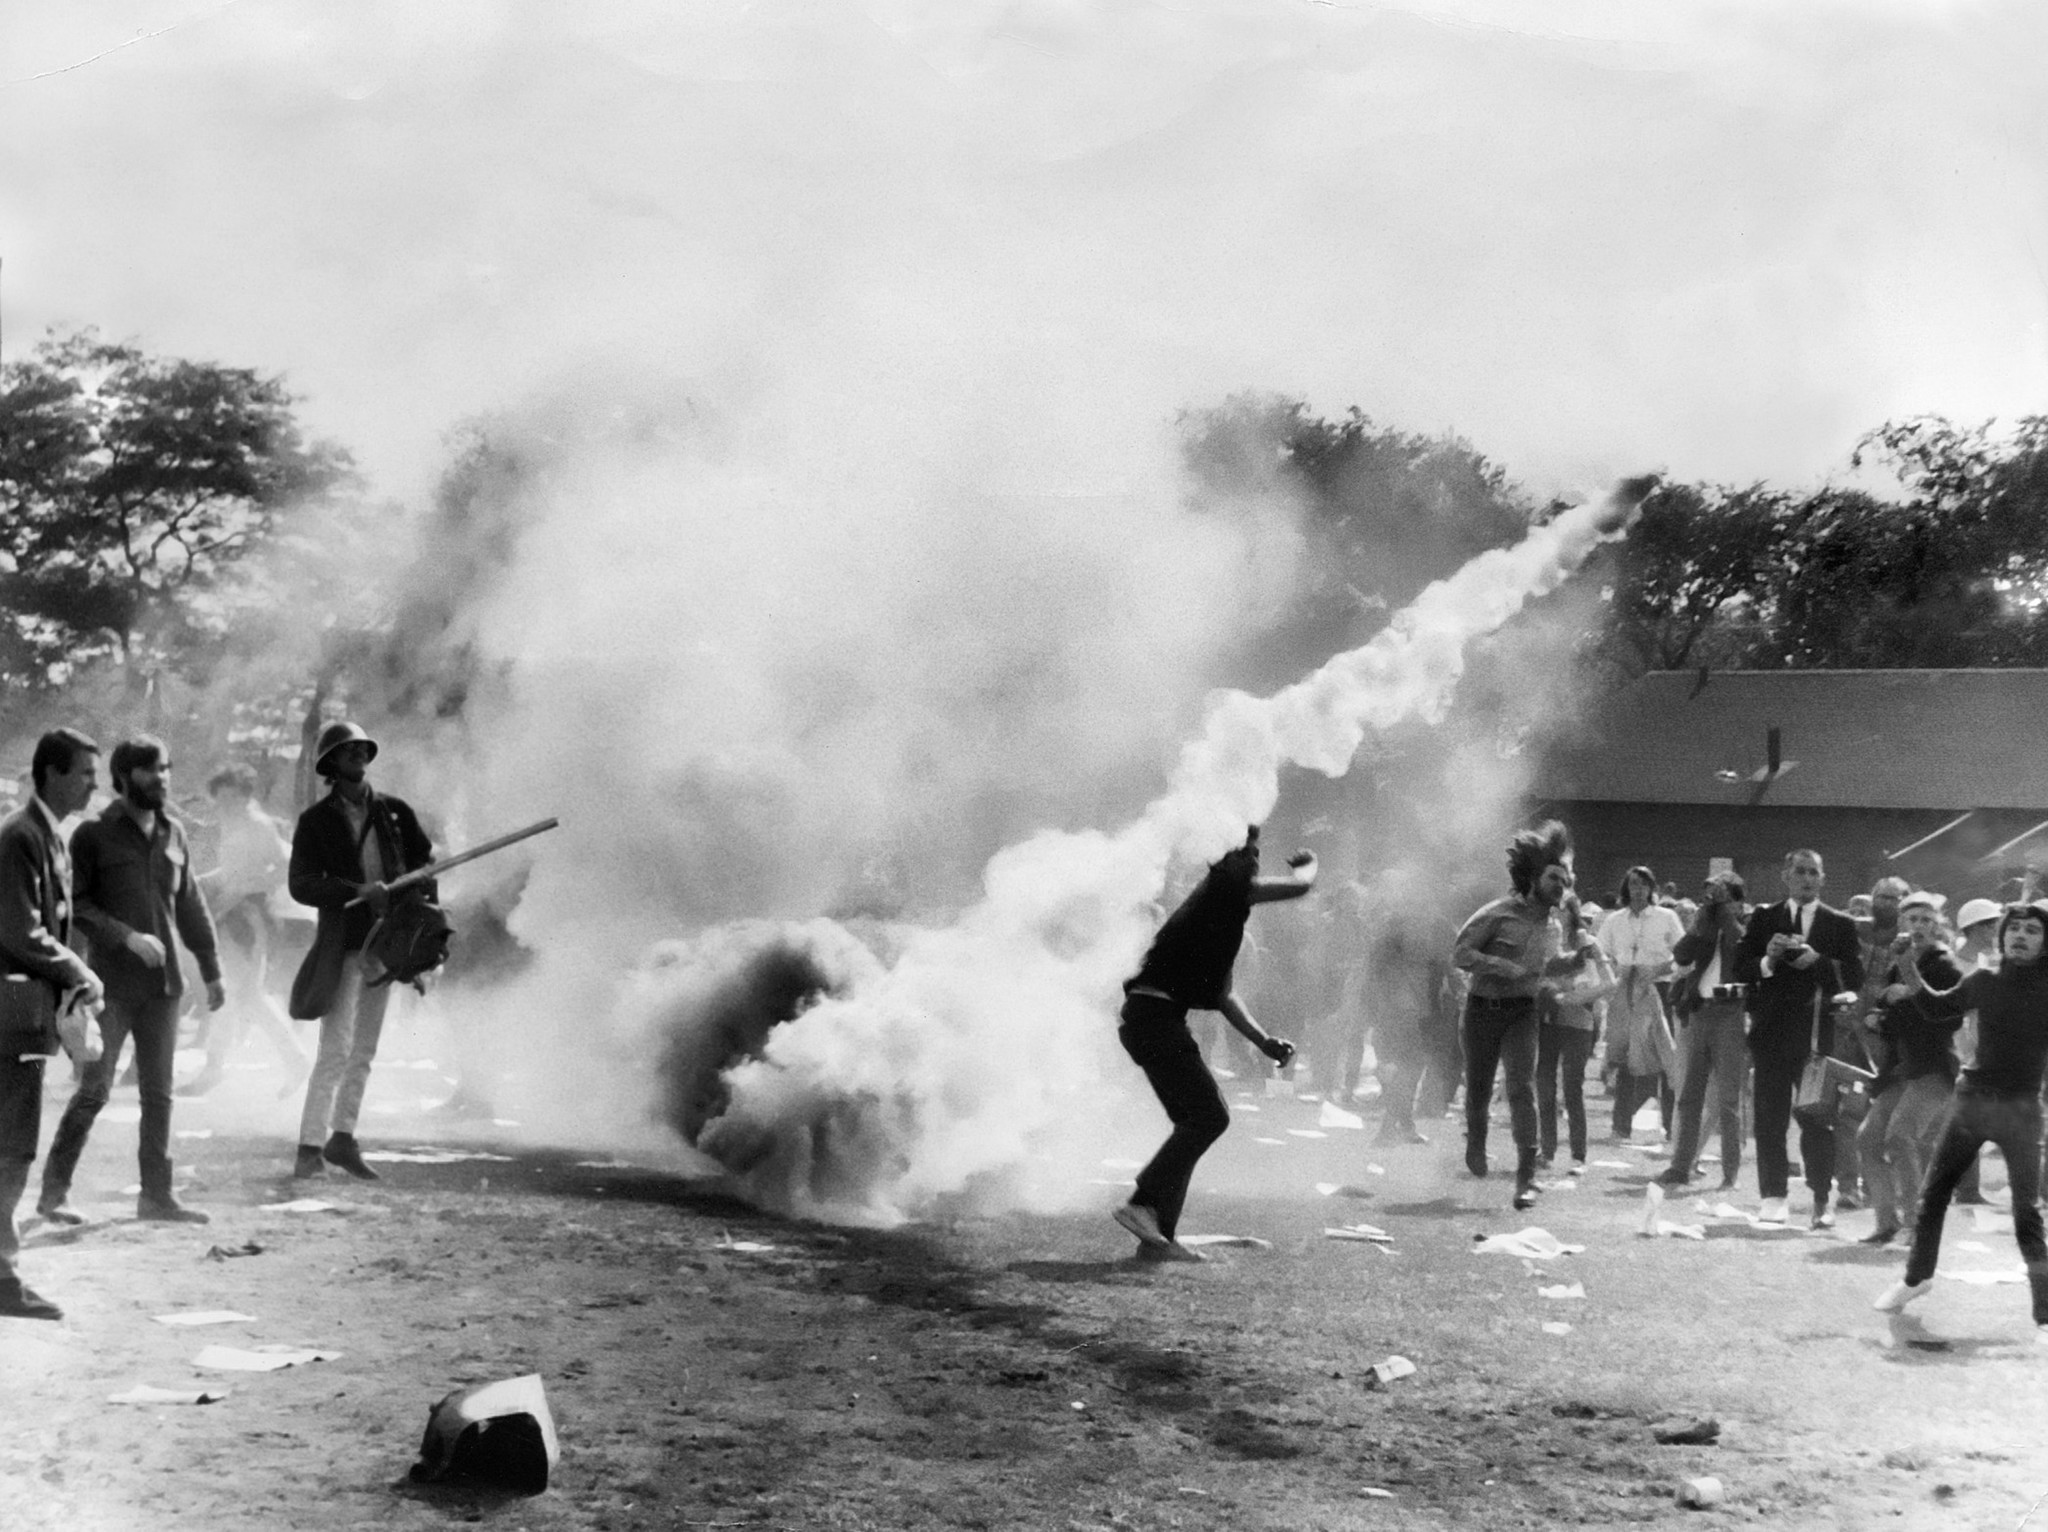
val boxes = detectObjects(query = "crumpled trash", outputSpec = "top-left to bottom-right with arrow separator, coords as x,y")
1177,1233 -> 1272,1250
1652,1416 -> 1722,1445
1537,1282 -> 1585,1300
1541,1321 -> 1572,1335
1287,1129 -> 1329,1140
108,1384 -> 229,1405
1317,1101 -> 1365,1131
1325,1223 -> 1393,1244
1471,1228 -> 1584,1260
1675,1476 -> 1723,1508
1973,1207 -> 2016,1234
152,1310 -> 257,1327
1640,1184 -> 1705,1239
259,1199 -> 344,1214
1314,1182 -> 1376,1199
1941,1266 -> 2025,1285
204,1241 -> 266,1261
1362,1355 -> 1415,1388
410,1374 -> 559,1495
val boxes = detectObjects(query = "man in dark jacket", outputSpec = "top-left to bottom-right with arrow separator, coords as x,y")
40,736 -> 224,1226
1657,871 -> 1750,1192
0,729 -> 102,1319
290,722 -> 434,1180
1735,848 -> 1865,1229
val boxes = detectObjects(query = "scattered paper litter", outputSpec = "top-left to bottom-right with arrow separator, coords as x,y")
1701,1202 -> 1752,1221
1178,1233 -> 1272,1250
173,1128 -> 213,1140
717,1239 -> 776,1254
1956,1240 -> 1992,1253
1365,1164 -> 1386,1176
259,1199 -> 341,1214
572,1158 -> 635,1170
1252,1137 -> 1286,1146
1542,1178 -> 1577,1192
1324,1223 -> 1393,1244
1643,1221 -> 1706,1240
108,1384 -> 228,1406
1234,1103 -> 1261,1113
152,1310 -> 257,1327
204,1242 -> 265,1261
1472,1228 -> 1583,1260
1364,1355 -> 1416,1387
360,1149 -> 515,1164
1360,1487 -> 1396,1499
1315,1182 -> 1376,1199
1541,1321 -> 1573,1335
1287,1129 -> 1329,1140
1317,1101 -> 1365,1131
1590,1160 -> 1630,1169
1538,1283 -> 1585,1300
1941,1267 -> 2026,1285
1973,1207 -> 2016,1234
193,1345 -> 341,1372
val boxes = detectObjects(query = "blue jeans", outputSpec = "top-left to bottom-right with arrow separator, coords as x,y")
42,992 -> 181,1203
1463,997 -> 1538,1185
1668,1000 -> 1746,1182
1537,1022 -> 1594,1163
1904,1087 -> 2048,1322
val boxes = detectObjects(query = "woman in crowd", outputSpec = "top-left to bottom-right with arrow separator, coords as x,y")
1598,867 -> 1685,1143
1857,890 -> 1963,1247
1537,894 -> 1614,1175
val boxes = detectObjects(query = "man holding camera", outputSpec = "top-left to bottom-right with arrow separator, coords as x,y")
1657,871 -> 1750,1192
1113,826 -> 1314,1262
1736,848 -> 1864,1228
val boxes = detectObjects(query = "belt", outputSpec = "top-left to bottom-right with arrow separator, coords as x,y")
1467,994 -> 1535,1009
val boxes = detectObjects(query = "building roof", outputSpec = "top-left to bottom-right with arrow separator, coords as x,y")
1533,670 -> 2048,811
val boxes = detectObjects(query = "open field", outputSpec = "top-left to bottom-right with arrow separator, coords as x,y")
4,1053 -> 2046,1532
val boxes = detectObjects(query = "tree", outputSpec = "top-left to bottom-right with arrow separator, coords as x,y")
0,329 -> 354,703
1592,481 -> 1791,675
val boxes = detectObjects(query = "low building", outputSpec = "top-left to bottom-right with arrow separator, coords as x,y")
1529,669 -> 2048,908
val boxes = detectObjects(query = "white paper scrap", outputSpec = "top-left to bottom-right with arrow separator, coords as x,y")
1317,1101 -> 1366,1131
1537,1283 -> 1585,1300
1324,1223 -> 1393,1243
1941,1267 -> 2025,1285
152,1311 -> 257,1327
1178,1233 -> 1273,1249
1253,1137 -> 1286,1146
108,1384 -> 229,1405
193,1345 -> 341,1372
1287,1129 -> 1328,1140
258,1199 -> 341,1214
1472,1228 -> 1583,1260
1541,1321 -> 1573,1335
718,1240 -> 776,1254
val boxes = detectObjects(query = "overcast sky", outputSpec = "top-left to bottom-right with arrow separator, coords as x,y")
3,0 -> 2043,504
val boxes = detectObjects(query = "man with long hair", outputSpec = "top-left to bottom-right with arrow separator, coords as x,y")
1452,821 -> 1584,1211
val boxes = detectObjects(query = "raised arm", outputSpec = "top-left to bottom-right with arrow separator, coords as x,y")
1248,850 -> 1316,905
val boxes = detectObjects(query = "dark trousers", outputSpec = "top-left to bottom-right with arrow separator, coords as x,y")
1463,997 -> 1539,1185
1536,1022 -> 1594,1162
1668,1000 -> 1746,1182
0,1052 -> 45,1281
1119,994 -> 1229,1241
43,992 -> 181,1204
1751,1041 -> 1833,1201
1904,1089 -> 2048,1322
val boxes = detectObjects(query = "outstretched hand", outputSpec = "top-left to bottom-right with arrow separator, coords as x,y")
1261,1036 -> 1296,1068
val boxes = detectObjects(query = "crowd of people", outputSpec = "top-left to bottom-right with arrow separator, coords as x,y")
0,721 -> 435,1322
1109,818 -> 2048,1337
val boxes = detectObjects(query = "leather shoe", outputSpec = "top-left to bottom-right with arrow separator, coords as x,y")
1654,1168 -> 1694,1189
1465,1148 -> 1489,1179
35,1200 -> 90,1227
137,1196 -> 211,1225
293,1144 -> 327,1179
0,1278 -> 63,1321
322,1132 -> 381,1181
1512,1183 -> 1539,1211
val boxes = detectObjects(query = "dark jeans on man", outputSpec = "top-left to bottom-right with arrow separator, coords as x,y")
1119,993 -> 1230,1242
1904,1087 -> 2048,1322
42,993 -> 181,1205
1751,1035 -> 1833,1202
1463,995 -> 1539,1186
1537,1022 -> 1594,1163
0,1052 -> 46,1281
1667,999 -> 1746,1183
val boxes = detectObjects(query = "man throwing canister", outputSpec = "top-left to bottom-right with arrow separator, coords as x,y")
288,722 -> 434,1180
0,729 -> 103,1318
39,736 -> 225,1226
1113,826 -> 1315,1262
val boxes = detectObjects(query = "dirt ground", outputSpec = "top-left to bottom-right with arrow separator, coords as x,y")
5,1041 -> 2048,1532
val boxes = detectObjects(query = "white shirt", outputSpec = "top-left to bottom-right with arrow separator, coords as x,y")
1597,904 -> 1685,974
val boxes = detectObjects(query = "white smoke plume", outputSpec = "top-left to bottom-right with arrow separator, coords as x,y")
637,477 -> 1654,1222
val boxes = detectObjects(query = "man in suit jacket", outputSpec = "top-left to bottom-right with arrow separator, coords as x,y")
0,730 -> 103,1321
1735,848 -> 1866,1228
288,721 -> 435,1182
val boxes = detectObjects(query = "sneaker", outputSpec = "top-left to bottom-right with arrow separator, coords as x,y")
1858,1226 -> 1901,1247
1568,1160 -> 1586,1177
1512,1184 -> 1539,1211
1654,1167 -> 1694,1189
1112,1202 -> 1171,1251
1810,1200 -> 1835,1232
34,1200 -> 90,1228
322,1132 -> 381,1181
1757,1197 -> 1789,1225
1465,1148 -> 1489,1179
0,1278 -> 63,1322
293,1144 -> 327,1179
1834,1193 -> 1863,1213
1872,1278 -> 1932,1313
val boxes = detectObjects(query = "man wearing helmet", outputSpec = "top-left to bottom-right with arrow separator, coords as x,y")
287,722 -> 435,1180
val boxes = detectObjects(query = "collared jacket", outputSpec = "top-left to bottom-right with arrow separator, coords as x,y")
1734,898 -> 1865,1058
70,801 -> 221,1006
287,787 -> 433,1019
0,800 -> 94,1052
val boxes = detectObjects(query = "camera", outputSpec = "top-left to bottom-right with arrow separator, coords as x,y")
1711,983 -> 1747,1001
